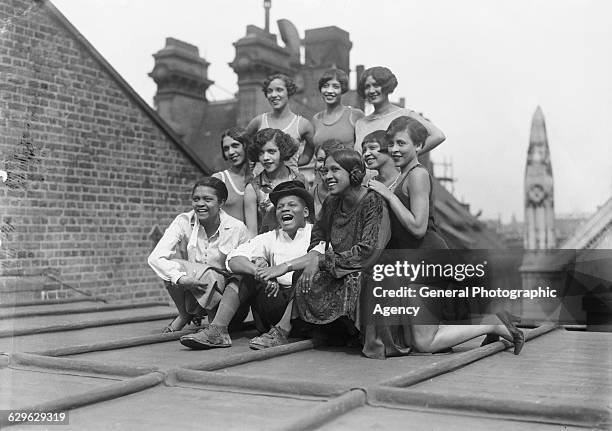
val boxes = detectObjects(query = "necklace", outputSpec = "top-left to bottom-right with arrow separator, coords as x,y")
387,173 -> 402,191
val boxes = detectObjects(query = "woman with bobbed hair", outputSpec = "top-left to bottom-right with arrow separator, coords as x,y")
354,66 -> 446,155
365,116 -> 524,358
212,127 -> 252,222
245,73 -> 315,171
310,138 -> 345,217
293,149 -> 391,351
148,177 -> 250,333
244,128 -> 307,236
312,68 -> 365,151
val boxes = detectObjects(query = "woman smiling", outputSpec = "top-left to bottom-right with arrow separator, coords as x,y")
293,150 -> 391,350
354,66 -> 445,154
312,68 -> 364,150
148,177 -> 249,333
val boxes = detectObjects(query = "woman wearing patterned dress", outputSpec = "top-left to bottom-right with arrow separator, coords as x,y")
293,149 -> 391,350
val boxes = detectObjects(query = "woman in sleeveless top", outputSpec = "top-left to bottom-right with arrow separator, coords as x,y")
244,128 -> 306,236
212,127 -> 252,223
245,74 -> 315,172
312,68 -> 364,150
354,67 -> 446,154
365,116 -> 524,358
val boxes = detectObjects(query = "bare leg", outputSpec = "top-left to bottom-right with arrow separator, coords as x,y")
276,299 -> 293,333
411,324 -> 512,353
165,283 -> 191,329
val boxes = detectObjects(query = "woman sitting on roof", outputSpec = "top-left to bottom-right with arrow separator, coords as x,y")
148,177 -> 250,333
291,149 -> 391,350
365,116 -> 524,358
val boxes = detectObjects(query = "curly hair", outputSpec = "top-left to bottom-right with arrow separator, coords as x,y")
318,68 -> 349,94
192,177 -> 228,203
357,66 -> 398,99
326,149 -> 366,186
220,127 -> 251,161
386,116 -> 429,149
361,130 -> 389,154
261,74 -> 297,97
248,128 -> 299,163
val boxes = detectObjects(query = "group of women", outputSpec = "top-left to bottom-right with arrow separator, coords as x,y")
148,66 -> 524,359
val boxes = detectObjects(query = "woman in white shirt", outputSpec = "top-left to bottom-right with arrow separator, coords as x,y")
148,177 -> 249,333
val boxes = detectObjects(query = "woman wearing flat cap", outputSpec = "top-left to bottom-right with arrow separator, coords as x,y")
181,180 -> 320,350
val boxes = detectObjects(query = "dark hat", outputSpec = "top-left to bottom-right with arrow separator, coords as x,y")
269,180 -> 315,214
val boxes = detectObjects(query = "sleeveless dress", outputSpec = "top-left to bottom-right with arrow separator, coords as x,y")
312,106 -> 359,150
250,166 -> 306,234
363,164 -> 450,359
260,113 -> 302,170
216,170 -> 245,223
387,164 -> 448,250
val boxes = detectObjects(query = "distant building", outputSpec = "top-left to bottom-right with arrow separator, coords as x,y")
524,106 -> 555,249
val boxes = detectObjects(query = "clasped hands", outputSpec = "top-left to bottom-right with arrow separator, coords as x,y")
253,257 -> 284,298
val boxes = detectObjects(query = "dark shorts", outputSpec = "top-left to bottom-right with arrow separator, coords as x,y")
238,275 -> 294,334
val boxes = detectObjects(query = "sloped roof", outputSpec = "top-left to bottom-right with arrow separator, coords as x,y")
561,196 -> 612,249
43,0 -> 211,174
432,179 -> 506,249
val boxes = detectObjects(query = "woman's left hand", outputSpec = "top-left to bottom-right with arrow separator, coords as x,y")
256,264 -> 288,282
367,179 -> 393,200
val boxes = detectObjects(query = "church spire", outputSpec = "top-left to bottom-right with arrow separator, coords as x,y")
524,106 -> 555,249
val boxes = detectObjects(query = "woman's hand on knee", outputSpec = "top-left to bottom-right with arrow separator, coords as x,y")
298,260 -> 319,294
257,264 -> 288,282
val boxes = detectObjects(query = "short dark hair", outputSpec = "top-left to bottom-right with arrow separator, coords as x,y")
386,116 -> 429,148
326,149 -> 366,186
192,177 -> 228,203
361,130 -> 389,154
317,139 -> 346,159
262,74 -> 297,97
248,128 -> 299,163
357,66 -> 398,99
220,127 -> 251,161
318,68 -> 349,94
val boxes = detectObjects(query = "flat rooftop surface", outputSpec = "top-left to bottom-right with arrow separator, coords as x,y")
1,299 -> 610,430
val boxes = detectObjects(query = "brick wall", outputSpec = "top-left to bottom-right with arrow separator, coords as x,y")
0,0 -> 206,303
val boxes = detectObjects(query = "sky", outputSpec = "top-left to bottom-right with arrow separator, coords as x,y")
52,0 -> 612,223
